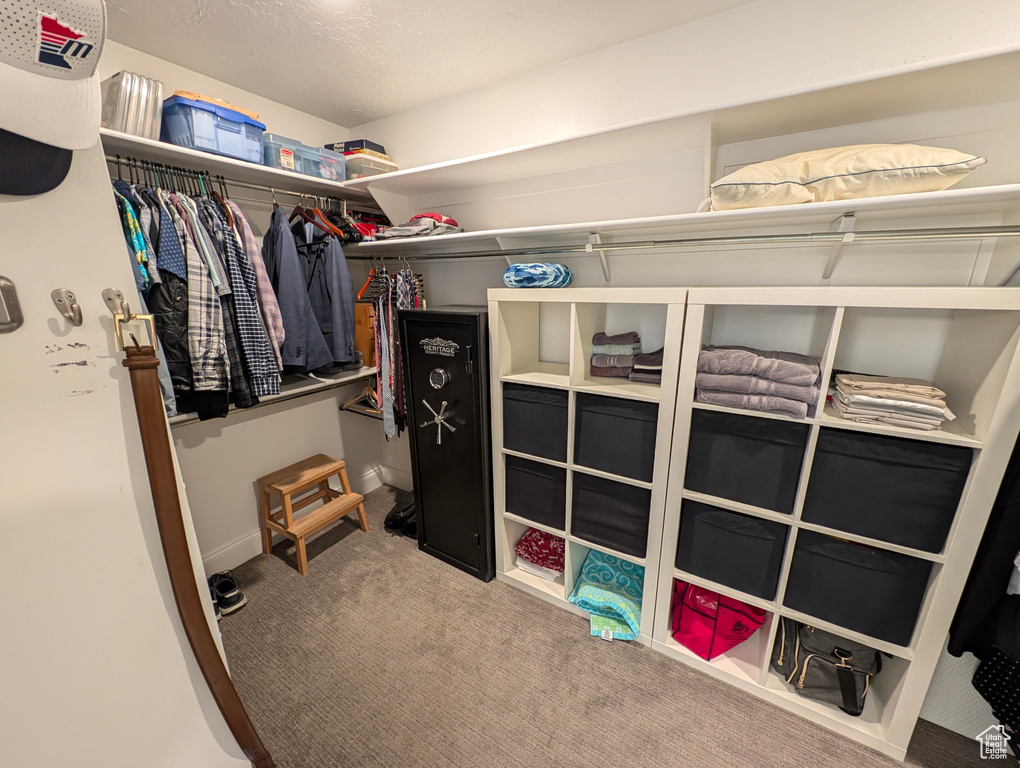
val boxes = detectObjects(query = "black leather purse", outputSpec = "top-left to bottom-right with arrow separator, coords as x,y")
770,618 -> 882,716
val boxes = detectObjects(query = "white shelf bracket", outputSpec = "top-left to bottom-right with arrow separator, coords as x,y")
587,233 -> 611,283
821,213 -> 856,282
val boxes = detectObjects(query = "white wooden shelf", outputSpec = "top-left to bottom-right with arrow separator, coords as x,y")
346,49 -> 1020,233
759,670 -> 889,741
498,568 -> 568,605
670,567 -> 776,613
816,402 -> 981,448
691,401 -> 811,425
793,521 -> 948,564
100,128 -> 374,201
168,367 -> 376,428
657,633 -> 767,688
501,511 -> 564,537
499,363 -> 569,389
680,490 -> 795,526
348,182 -> 1020,258
775,607 -> 915,660
691,400 -> 982,448
567,536 -> 647,567
500,447 -> 568,469
500,371 -> 662,403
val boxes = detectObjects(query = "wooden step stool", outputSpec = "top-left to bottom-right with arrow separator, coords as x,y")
257,454 -> 368,575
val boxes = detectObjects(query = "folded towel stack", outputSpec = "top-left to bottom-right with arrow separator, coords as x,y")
830,373 -> 955,431
629,347 -> 664,385
568,549 -> 645,641
514,528 -> 565,581
591,331 -> 640,379
696,345 -> 821,419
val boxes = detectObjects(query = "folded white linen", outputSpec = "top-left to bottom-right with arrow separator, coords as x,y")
833,389 -> 954,420
516,556 -> 562,581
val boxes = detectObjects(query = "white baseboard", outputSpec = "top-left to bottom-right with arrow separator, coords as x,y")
380,465 -> 413,491
201,466 -> 386,575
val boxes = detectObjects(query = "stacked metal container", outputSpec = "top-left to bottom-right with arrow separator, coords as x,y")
100,71 -> 164,140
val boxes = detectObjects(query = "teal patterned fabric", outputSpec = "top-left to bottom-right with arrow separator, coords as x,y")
503,262 -> 574,288
568,549 -> 645,641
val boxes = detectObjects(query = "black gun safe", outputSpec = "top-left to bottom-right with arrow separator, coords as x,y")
399,307 -> 494,581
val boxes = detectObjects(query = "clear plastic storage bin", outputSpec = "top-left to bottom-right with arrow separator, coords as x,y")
263,134 -> 347,181
346,153 -> 399,179
160,96 -> 265,163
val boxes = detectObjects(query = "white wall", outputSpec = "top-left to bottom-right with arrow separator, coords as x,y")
174,387 -> 391,574
1,145 -> 247,767
352,0 -> 1020,168
100,40 -> 350,147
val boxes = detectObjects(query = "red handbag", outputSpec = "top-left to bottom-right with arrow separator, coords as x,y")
670,580 -> 766,660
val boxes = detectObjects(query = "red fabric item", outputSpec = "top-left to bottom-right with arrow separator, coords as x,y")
514,528 -> 564,573
670,580 -> 766,660
409,212 -> 459,227
355,222 -> 376,237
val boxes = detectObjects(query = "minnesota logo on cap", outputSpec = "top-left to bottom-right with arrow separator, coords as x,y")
38,13 -> 96,70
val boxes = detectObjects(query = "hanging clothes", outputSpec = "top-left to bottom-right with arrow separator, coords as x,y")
190,196 -> 256,410
146,192 -> 193,403
261,207 -> 334,372
369,265 -> 424,439
950,432 -> 1020,656
226,200 -> 285,369
199,198 -> 279,398
291,218 -> 357,368
167,191 -> 230,419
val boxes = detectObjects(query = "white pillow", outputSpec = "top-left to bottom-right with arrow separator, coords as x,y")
708,144 -> 986,211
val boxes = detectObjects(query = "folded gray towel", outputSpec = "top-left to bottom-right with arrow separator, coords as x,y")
699,345 -> 819,386
593,331 -> 640,346
628,372 -> 662,385
592,354 -> 635,368
696,372 -> 819,405
592,343 -> 641,356
634,347 -> 664,367
696,389 -> 808,419
591,364 -> 632,378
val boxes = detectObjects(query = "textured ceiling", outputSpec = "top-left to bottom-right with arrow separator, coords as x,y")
106,0 -> 756,128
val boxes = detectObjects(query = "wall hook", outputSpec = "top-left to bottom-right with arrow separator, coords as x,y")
51,288 -> 83,326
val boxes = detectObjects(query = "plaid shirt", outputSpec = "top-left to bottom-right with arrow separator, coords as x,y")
203,200 -> 280,397
191,199 -> 256,409
163,191 -> 228,393
226,200 -> 285,370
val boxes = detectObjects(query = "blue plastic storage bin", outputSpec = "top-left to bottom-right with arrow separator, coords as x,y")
161,96 -> 266,164
263,133 -> 346,181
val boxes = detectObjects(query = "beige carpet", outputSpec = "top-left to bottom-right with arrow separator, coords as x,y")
220,486 -> 985,768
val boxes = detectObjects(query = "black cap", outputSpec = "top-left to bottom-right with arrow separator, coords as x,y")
0,127 -> 72,196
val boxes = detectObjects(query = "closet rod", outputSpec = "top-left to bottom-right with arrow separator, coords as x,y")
346,224 -> 1020,261
103,154 -> 351,202
168,370 -> 374,428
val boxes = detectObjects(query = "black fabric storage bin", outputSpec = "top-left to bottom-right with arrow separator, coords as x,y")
504,455 -> 566,530
571,473 -> 651,558
502,383 -> 568,461
784,530 -> 933,646
575,394 -> 658,482
675,501 -> 789,600
685,410 -> 809,513
802,429 -> 972,553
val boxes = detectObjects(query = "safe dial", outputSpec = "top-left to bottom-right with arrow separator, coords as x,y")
419,399 -> 456,445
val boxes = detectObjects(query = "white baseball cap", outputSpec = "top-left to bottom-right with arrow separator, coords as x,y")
0,0 -> 106,150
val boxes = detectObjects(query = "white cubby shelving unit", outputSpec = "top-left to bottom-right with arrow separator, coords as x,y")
488,287 -> 687,643
358,48 -> 1020,759
652,286 -> 1020,760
